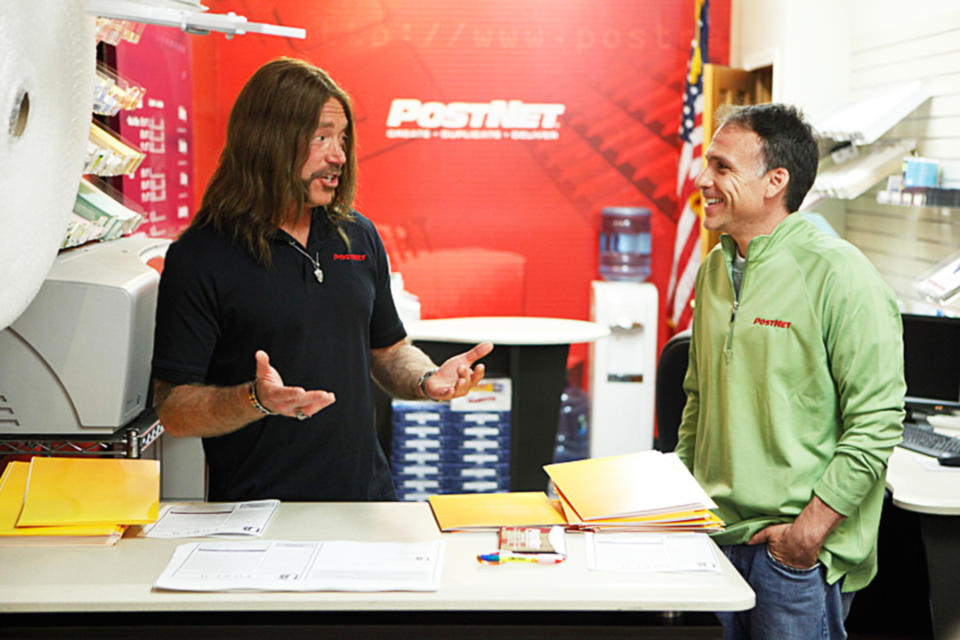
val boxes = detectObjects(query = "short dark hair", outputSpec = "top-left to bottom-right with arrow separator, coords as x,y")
716,103 -> 819,213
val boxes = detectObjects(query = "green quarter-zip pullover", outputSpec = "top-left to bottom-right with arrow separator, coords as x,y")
676,213 -> 906,591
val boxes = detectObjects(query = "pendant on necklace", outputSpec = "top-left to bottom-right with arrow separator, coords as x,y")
288,240 -> 324,284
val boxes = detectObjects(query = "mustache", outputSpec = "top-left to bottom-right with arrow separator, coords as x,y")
307,168 -> 341,181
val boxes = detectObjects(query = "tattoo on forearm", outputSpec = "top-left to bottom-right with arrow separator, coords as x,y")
372,343 -> 433,399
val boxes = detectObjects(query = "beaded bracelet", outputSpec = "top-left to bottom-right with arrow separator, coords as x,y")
248,379 -> 276,415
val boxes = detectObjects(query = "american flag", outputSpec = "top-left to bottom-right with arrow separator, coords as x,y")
665,0 -> 709,333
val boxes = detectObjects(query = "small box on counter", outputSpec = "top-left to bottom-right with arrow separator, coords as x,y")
450,378 -> 512,413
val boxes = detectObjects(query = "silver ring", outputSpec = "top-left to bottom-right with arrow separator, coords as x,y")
296,410 -> 307,421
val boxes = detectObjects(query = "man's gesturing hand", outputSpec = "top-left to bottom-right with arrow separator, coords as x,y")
254,350 -> 336,420
421,342 -> 494,401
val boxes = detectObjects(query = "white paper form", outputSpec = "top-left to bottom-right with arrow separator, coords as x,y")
153,539 -> 445,592
586,532 -> 720,573
142,500 -> 280,538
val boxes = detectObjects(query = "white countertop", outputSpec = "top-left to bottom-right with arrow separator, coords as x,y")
887,447 -> 960,516
0,501 -> 753,614
406,317 -> 610,345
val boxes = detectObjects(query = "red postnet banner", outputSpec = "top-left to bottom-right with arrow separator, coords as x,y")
188,0 -> 729,359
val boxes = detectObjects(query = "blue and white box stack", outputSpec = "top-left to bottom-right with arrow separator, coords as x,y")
391,377 -> 512,501
902,156 -> 940,188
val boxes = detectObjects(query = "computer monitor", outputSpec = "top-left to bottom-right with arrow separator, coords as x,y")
901,313 -> 960,406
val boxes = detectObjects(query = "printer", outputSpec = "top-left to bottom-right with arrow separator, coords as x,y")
0,236 -> 170,435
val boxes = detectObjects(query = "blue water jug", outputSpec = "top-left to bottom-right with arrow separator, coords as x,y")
554,385 -> 589,463
598,206 -> 651,282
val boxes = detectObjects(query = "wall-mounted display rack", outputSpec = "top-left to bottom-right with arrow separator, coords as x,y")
84,0 -> 306,39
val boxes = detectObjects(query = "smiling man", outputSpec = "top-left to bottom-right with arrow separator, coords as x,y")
152,58 -> 491,502
675,103 -> 905,639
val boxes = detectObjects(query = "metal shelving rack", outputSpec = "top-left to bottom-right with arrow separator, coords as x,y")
0,411 -> 163,459
84,0 -> 306,39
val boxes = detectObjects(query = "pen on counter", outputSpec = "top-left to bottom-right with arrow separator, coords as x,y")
477,552 -> 565,565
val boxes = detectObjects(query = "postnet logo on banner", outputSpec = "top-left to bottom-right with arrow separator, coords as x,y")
386,99 -> 565,140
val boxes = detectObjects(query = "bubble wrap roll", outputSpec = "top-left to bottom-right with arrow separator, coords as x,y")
0,2 -> 95,330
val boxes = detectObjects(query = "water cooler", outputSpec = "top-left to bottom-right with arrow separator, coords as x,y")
589,281 -> 659,456
588,205 -> 658,457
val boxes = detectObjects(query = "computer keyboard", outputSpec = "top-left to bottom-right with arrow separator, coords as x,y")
899,422 -> 960,457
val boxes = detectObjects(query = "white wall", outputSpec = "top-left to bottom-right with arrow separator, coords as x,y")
730,0 -> 851,120
732,0 -> 960,313
846,3 -> 960,311
852,0 -> 960,36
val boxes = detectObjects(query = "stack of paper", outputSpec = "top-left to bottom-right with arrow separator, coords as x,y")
0,462 -> 125,546
544,451 -> 722,533
84,121 -> 146,177
428,451 -> 722,534
560,505 -> 724,533
64,177 -> 144,248
0,457 -> 159,546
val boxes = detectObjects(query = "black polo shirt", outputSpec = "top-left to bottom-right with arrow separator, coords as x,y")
152,209 -> 404,501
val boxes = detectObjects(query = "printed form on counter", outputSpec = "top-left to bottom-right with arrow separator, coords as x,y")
142,499 -> 279,538
585,531 -> 720,573
153,539 -> 444,592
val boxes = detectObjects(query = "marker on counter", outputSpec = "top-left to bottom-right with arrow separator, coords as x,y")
477,551 -> 565,565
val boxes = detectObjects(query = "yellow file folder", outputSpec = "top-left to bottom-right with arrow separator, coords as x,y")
428,491 -> 566,531
544,450 -> 716,521
17,457 -> 159,527
0,462 -> 125,544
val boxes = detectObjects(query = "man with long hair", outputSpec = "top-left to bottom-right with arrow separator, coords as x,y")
152,58 -> 492,501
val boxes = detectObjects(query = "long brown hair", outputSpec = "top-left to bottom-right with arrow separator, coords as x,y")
192,58 -> 358,265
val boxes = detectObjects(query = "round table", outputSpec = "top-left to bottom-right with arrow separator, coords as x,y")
403,317 -> 610,491
406,316 -> 609,345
